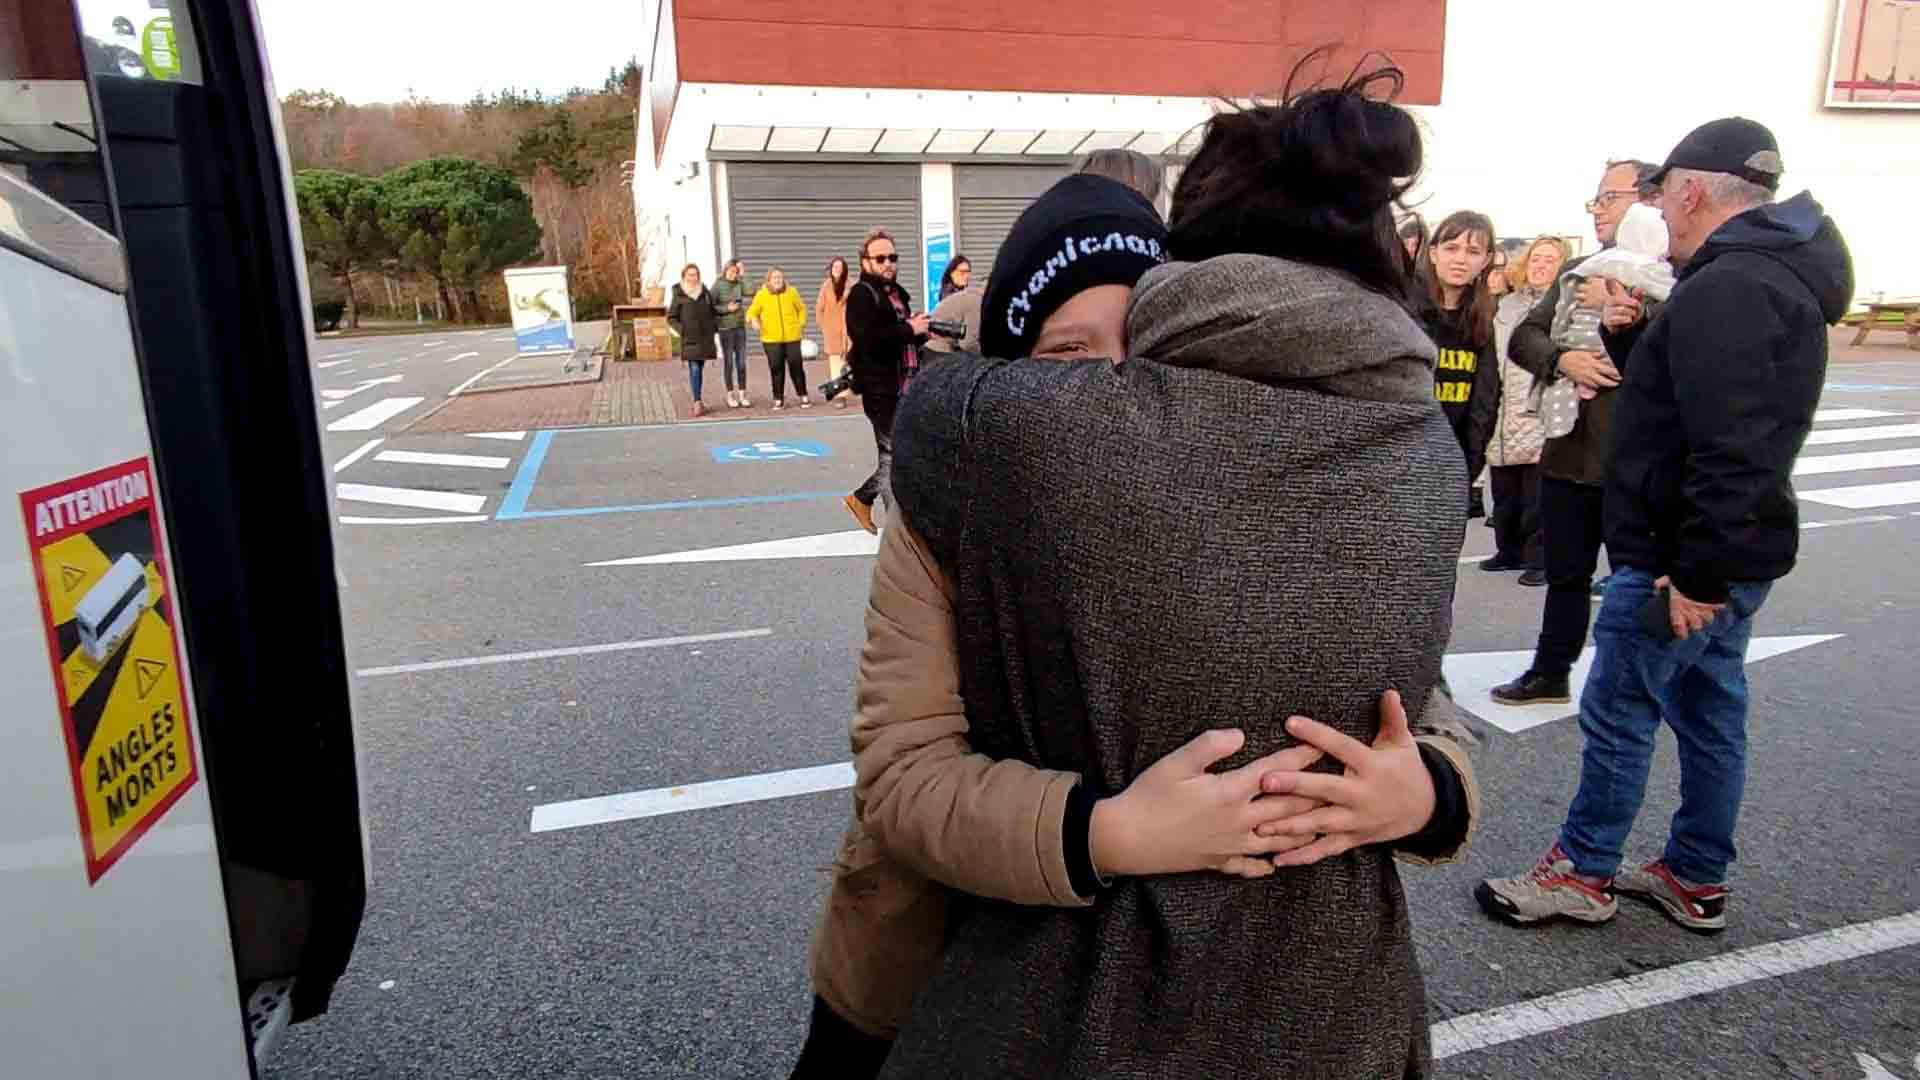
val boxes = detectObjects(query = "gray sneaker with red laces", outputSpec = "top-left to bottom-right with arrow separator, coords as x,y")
1617,859 -> 1729,935
1476,844 -> 1618,926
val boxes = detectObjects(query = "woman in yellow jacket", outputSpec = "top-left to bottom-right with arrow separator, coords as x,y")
747,267 -> 811,409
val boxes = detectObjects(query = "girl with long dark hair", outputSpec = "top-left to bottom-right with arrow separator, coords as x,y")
816,257 -> 853,406
867,53 -> 1478,1078
1421,210 -> 1503,515
936,255 -> 971,300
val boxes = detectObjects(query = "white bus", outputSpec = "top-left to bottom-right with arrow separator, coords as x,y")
1,2 -> 366,1076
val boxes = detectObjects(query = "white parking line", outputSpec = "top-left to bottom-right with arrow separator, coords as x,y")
445,351 -> 480,364
316,358 -> 356,369
1804,422 -> 1920,446
449,356 -> 517,396
1812,408 -> 1902,424
1794,447 -> 1920,476
331,438 -> 384,474
357,628 -> 772,678
1802,514 -> 1901,530
1800,479 -> 1920,510
531,762 -> 854,833
420,340 -> 447,347
335,482 -> 486,514
327,396 -> 425,432
338,515 -> 489,526
468,431 -> 528,442
1432,910 -> 1920,1060
374,449 -> 511,469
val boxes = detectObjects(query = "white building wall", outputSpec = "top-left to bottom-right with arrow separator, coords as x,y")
639,0 -> 1919,298
1414,0 -> 1918,298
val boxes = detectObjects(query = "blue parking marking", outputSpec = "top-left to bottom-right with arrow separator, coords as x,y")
709,440 -> 832,463
495,429 -> 554,519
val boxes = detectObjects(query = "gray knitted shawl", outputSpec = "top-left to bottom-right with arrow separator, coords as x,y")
884,254 -> 1466,1079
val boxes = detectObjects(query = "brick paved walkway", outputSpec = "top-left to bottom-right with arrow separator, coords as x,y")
408,354 -> 860,434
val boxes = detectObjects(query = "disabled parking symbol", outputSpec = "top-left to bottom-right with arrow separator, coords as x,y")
709,440 -> 832,463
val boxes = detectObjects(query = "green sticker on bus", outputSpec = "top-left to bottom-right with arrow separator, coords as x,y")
141,17 -> 180,81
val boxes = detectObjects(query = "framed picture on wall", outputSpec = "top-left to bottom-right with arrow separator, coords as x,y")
1827,0 -> 1920,109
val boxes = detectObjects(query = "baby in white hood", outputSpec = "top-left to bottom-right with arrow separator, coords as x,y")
1541,203 -> 1674,434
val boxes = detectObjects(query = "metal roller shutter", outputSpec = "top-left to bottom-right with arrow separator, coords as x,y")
728,163 -> 923,344
955,165 -> 1070,288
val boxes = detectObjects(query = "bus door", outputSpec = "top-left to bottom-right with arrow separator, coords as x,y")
1,1 -> 365,1074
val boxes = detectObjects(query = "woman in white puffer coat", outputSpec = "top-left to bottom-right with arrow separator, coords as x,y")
1482,236 -> 1569,586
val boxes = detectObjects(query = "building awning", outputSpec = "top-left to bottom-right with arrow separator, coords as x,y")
709,125 -> 1202,161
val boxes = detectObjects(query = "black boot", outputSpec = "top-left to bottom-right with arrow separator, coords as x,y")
1480,553 -> 1523,572
1491,670 -> 1571,705
1518,568 -> 1548,587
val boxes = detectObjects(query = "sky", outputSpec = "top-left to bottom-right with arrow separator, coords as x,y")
255,0 -> 645,104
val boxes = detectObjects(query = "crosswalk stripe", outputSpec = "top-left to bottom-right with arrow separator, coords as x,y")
332,438 -> 384,474
1812,408 -> 1902,424
335,483 -> 487,514
1804,422 -> 1920,447
374,450 -> 512,470
1793,447 -> 1920,476
1799,479 -> 1920,510
467,431 -> 527,442
327,396 -> 425,432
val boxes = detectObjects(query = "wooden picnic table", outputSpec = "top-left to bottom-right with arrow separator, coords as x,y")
1850,300 -> 1920,349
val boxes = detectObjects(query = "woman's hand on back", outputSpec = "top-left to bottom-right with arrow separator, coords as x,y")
1089,730 -> 1326,881
1251,690 -> 1437,866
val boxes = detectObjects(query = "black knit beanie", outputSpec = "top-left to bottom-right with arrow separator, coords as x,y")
978,174 -> 1169,360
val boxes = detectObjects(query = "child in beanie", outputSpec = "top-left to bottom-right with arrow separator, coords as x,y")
791,172 -> 1169,1080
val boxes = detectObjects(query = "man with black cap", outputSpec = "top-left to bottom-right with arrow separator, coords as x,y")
1479,117 -> 1853,935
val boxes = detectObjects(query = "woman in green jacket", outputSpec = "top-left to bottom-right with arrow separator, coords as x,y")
747,267 -> 811,409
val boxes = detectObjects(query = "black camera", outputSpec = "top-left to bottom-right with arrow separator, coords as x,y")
819,371 -> 854,401
928,319 -> 966,341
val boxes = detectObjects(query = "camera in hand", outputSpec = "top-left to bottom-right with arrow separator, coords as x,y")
818,371 -> 854,402
928,319 -> 966,341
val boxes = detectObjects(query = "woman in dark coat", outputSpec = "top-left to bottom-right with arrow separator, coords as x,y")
666,263 -> 722,417
875,56 -> 1474,1079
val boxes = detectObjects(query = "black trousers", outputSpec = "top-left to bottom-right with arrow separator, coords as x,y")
1532,476 -> 1606,678
767,340 -> 808,401
1489,464 -> 1544,569
853,393 -> 898,511
789,995 -> 891,1080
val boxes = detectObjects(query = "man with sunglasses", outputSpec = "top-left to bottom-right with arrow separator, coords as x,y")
1490,159 -> 1661,708
844,228 -> 930,534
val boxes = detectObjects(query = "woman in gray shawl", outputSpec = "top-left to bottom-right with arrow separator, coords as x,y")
876,59 -> 1473,1078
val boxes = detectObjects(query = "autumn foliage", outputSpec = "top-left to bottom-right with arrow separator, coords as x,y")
285,64 -> 639,327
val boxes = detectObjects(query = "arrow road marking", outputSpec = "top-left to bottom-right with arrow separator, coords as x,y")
587,529 -> 880,566
1443,635 -> 1842,734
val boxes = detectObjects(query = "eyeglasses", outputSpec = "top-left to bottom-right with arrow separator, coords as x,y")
1584,190 -> 1640,213
867,253 -> 899,264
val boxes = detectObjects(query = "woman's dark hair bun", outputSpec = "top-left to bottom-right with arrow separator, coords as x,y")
1168,49 -> 1426,306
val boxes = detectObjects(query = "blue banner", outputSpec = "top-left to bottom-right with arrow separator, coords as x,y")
925,232 -> 952,308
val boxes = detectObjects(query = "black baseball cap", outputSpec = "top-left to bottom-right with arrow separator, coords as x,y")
1649,117 -> 1783,192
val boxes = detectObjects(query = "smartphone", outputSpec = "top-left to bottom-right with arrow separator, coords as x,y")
1638,587 -> 1676,643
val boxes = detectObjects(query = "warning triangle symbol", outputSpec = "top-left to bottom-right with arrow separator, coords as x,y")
61,565 -> 86,592
135,659 -> 166,700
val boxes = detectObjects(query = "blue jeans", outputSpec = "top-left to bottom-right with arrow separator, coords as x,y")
686,357 -> 705,401
1559,567 -> 1771,885
719,328 -> 748,391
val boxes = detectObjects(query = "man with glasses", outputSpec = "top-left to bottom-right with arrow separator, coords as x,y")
844,228 -> 930,534
1479,118 -> 1851,934
1489,160 -> 1661,708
